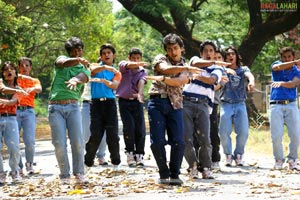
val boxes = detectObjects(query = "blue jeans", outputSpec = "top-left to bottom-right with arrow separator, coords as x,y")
148,98 -> 185,179
270,102 -> 300,161
48,103 -> 84,178
119,98 -> 146,154
0,116 -> 20,173
183,100 -> 212,171
17,108 -> 36,168
81,102 -> 107,159
219,102 -> 249,158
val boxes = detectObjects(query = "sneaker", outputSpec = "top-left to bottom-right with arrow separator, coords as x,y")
113,164 -> 120,171
0,172 -> 6,184
136,154 -> 144,167
225,154 -> 233,166
202,168 -> 214,179
211,162 -> 221,171
25,162 -> 35,174
157,178 -> 169,185
11,171 -> 21,182
98,157 -> 108,166
74,174 -> 85,183
235,154 -> 245,166
274,160 -> 283,170
126,152 -> 136,167
288,159 -> 300,170
188,166 -> 199,179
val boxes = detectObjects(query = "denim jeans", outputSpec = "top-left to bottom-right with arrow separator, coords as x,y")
148,98 -> 185,179
183,100 -> 212,171
219,102 -> 249,158
119,98 -> 146,155
85,99 -> 120,166
210,103 -> 221,162
48,103 -> 84,178
0,116 -> 20,173
17,108 -> 36,168
270,102 -> 300,161
81,102 -> 107,159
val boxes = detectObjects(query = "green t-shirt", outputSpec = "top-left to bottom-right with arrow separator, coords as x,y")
49,55 -> 91,101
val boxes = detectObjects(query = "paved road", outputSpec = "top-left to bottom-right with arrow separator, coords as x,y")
1,135 -> 300,200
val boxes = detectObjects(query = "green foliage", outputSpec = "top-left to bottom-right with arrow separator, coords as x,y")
34,98 -> 48,117
0,1 -> 31,62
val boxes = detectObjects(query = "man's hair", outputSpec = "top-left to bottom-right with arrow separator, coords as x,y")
65,37 -> 84,55
215,47 -> 225,60
18,57 -> 32,66
100,43 -> 116,55
279,47 -> 295,57
225,45 -> 242,67
1,61 -> 18,86
162,33 -> 184,50
129,47 -> 142,57
199,40 -> 217,53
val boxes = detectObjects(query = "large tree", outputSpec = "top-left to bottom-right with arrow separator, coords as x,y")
117,0 -> 300,67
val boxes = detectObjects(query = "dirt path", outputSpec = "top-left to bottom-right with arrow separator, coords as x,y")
1,135 -> 300,200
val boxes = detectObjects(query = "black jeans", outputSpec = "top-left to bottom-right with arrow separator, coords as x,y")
210,103 -> 221,162
85,99 -> 120,166
118,98 -> 146,154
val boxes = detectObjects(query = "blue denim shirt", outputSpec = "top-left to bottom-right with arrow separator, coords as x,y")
221,66 -> 250,103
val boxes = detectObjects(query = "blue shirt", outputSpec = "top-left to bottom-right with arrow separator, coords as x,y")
221,66 -> 251,103
270,60 -> 300,101
91,62 -> 117,99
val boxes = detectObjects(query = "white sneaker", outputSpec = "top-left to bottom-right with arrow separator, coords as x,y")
136,154 -> 144,167
74,174 -> 85,183
126,152 -> 136,167
288,159 -> 300,170
211,162 -> 221,170
225,155 -> 233,166
25,162 -> 35,174
202,168 -> 214,179
235,154 -> 245,166
11,171 -> 21,182
274,160 -> 283,170
98,157 -> 108,166
189,166 -> 199,179
113,165 -> 120,171
0,172 -> 6,184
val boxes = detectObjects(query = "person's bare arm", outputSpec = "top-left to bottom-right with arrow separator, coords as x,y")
146,73 -> 189,87
56,57 -> 89,68
271,77 -> 300,88
65,72 -> 89,90
157,62 -> 203,75
125,61 -> 149,69
272,59 -> 300,71
193,74 -> 218,85
245,71 -> 255,92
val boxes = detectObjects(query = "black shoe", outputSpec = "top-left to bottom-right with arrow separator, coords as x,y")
170,178 -> 183,186
84,160 -> 94,167
157,178 -> 170,185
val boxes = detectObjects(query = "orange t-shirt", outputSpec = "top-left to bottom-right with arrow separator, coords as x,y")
17,77 -> 41,107
0,93 -> 23,114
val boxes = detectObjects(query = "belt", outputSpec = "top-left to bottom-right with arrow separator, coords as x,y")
83,100 -> 92,103
270,99 -> 295,105
119,97 -> 137,101
92,98 -> 114,102
49,99 -> 78,105
149,94 -> 168,99
17,106 -> 33,110
183,96 -> 208,103
0,113 -> 16,117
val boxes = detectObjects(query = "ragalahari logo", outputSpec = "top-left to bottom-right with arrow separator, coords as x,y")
260,1 -> 298,12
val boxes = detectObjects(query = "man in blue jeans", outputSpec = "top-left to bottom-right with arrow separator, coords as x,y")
48,37 -> 90,183
269,47 -> 300,170
146,33 -> 200,185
